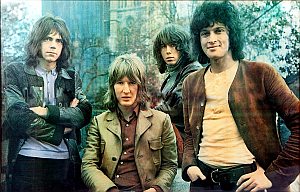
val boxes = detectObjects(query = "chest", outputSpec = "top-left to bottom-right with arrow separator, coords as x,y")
24,74 -> 75,107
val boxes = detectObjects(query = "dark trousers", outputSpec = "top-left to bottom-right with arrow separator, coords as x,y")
190,179 -> 237,192
12,155 -> 72,192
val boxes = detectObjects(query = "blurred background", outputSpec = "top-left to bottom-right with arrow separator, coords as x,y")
1,1 -> 299,190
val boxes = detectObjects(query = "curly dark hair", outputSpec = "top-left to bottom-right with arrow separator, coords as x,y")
153,24 -> 195,73
190,1 -> 245,64
25,14 -> 71,71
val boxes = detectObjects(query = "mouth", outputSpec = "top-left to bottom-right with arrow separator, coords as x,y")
46,52 -> 57,55
207,45 -> 221,49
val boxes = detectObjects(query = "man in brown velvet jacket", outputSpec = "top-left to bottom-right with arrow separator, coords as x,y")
182,1 -> 299,192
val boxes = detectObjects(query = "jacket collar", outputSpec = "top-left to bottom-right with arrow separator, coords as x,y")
105,109 -> 153,144
24,64 -> 72,80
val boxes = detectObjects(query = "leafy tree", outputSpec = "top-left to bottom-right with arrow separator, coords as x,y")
239,1 -> 299,78
1,1 -> 33,67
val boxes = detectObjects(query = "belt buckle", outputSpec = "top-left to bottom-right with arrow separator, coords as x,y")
211,169 -> 220,184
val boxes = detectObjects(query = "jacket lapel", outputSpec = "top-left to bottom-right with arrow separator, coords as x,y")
106,112 -> 122,141
135,110 -> 152,146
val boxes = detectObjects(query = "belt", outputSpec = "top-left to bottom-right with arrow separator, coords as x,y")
211,162 -> 257,184
197,160 -> 257,188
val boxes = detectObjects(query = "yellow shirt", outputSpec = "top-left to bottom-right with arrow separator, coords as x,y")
199,63 -> 255,168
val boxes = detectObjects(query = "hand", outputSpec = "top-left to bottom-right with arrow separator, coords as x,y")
30,106 -> 48,118
70,98 -> 79,107
236,164 -> 272,192
64,128 -> 72,134
144,188 -> 157,192
187,166 -> 206,182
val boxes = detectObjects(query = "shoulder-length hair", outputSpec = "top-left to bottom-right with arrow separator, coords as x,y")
25,14 -> 71,71
104,54 -> 150,111
190,1 -> 245,64
153,24 -> 195,73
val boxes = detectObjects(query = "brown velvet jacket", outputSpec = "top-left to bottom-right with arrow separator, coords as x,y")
181,60 -> 299,189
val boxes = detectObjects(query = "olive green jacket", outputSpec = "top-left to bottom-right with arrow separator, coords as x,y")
81,109 -> 177,192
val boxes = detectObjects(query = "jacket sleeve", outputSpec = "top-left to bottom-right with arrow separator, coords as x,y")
149,114 -> 178,191
45,72 -> 92,129
263,66 -> 300,188
155,64 -> 200,125
181,77 -> 199,182
81,117 -> 116,192
4,65 -> 64,146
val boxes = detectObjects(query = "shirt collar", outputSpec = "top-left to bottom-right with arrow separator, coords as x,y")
117,104 -> 139,122
35,64 -> 57,76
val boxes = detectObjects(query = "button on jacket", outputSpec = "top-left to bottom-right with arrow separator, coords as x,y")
81,109 -> 177,192
181,60 -> 299,190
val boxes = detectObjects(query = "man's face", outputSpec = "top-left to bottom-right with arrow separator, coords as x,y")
200,22 -> 230,60
114,76 -> 139,109
40,31 -> 63,63
161,44 -> 180,65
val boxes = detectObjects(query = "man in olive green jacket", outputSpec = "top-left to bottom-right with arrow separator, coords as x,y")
81,54 -> 177,192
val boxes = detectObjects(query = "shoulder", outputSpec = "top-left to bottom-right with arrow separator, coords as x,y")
184,66 -> 206,83
141,108 -> 170,120
94,110 -> 114,121
182,61 -> 202,75
4,62 -> 25,73
240,60 -> 279,76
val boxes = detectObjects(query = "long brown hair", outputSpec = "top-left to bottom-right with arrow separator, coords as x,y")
104,54 -> 150,111
25,14 -> 71,71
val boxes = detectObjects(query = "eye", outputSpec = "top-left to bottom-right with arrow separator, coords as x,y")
56,39 -> 63,44
116,81 -> 123,85
129,81 -> 137,85
215,28 -> 226,34
200,31 -> 209,37
44,37 -> 52,42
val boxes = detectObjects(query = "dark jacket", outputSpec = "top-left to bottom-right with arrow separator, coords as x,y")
4,63 -> 92,190
155,61 -> 202,133
181,60 -> 299,190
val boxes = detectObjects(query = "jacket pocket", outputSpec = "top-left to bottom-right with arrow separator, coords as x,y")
148,138 -> 163,166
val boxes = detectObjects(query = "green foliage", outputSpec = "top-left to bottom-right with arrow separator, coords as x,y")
1,2 -> 33,66
239,1 -> 299,78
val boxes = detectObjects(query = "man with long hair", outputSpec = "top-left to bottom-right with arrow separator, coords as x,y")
4,15 -> 92,192
81,54 -> 177,192
182,1 -> 299,191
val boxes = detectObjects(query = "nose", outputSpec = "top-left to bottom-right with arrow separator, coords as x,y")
50,41 -> 56,49
207,33 -> 217,44
122,83 -> 130,93
166,45 -> 172,54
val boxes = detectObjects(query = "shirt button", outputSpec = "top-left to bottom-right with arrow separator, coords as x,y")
120,161 -> 124,165
124,152 -> 127,155
125,124 -> 129,127
125,138 -> 129,141
116,175 -> 120,178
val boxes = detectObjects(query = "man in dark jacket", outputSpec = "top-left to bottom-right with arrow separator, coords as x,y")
182,1 -> 299,191
4,15 -> 92,192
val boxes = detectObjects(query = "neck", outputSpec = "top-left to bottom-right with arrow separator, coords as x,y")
118,104 -> 138,121
210,52 -> 238,73
38,59 -> 57,72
